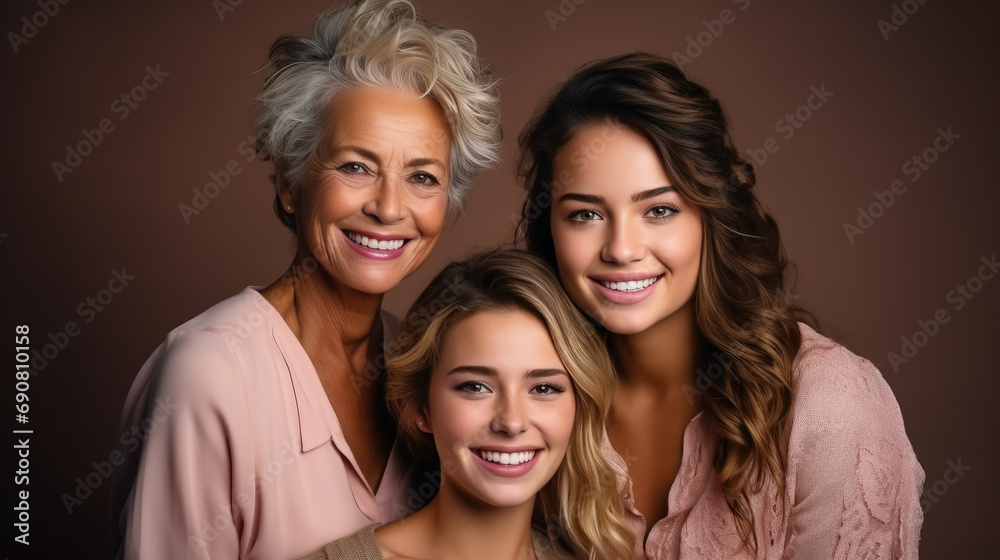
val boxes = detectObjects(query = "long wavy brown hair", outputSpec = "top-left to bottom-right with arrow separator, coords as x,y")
516,52 -> 810,553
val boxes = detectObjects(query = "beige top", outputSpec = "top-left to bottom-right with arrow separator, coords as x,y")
301,523 -> 579,559
111,287 -> 418,560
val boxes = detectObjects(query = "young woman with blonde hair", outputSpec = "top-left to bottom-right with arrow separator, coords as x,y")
303,249 -> 635,559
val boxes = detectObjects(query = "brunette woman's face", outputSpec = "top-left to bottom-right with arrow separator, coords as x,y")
549,124 -> 703,335
281,86 -> 452,295
418,309 -> 575,509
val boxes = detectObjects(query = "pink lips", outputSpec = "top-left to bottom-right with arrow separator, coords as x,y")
343,231 -> 407,261
591,275 -> 661,305
472,449 -> 541,478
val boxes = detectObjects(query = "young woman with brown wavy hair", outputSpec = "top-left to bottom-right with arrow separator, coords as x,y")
517,53 -> 924,559
302,248 -> 635,560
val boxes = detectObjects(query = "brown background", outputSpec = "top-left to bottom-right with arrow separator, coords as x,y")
3,0 -> 997,557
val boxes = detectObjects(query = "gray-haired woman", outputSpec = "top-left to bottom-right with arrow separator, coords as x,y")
110,1 -> 501,558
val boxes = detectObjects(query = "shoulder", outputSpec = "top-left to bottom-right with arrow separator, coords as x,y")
171,287 -> 273,340
531,528 -> 577,560
790,323 -> 902,429
783,332 -> 924,554
300,523 -> 383,560
134,289 -> 268,412
786,323 -> 918,473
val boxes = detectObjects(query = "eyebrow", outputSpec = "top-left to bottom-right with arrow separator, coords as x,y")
631,186 -> 675,202
558,186 -> 675,204
446,365 -> 569,378
335,146 -> 445,169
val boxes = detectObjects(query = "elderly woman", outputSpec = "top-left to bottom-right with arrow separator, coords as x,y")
109,1 -> 501,558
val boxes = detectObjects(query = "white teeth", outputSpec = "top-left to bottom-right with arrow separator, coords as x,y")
478,449 -> 536,465
602,277 -> 658,292
347,232 -> 404,250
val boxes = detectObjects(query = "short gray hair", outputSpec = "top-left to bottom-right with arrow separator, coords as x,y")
254,0 -> 503,230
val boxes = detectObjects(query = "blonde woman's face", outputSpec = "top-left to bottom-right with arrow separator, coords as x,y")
418,309 -> 575,509
283,86 -> 452,295
549,124 -> 703,335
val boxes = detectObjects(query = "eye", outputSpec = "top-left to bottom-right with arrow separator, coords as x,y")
457,381 -> 490,394
339,162 -> 368,175
531,383 -> 566,396
569,209 -> 601,222
411,172 -> 440,186
646,204 -> 678,220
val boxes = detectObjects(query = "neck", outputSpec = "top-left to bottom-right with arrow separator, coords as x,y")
260,250 -> 384,368
609,300 -> 701,402
407,483 -> 537,560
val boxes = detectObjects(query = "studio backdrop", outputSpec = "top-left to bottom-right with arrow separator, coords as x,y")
3,0 -> 997,557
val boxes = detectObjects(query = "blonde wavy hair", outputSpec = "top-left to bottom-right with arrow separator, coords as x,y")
254,0 -> 502,229
387,248 -> 635,560
517,53 -> 810,553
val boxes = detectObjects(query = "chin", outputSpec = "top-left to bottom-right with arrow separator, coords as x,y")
477,490 -> 537,509
596,316 -> 654,336
340,269 -> 407,296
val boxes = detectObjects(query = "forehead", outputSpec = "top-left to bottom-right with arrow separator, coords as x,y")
554,124 -> 672,196
324,86 -> 452,154
436,309 -> 564,371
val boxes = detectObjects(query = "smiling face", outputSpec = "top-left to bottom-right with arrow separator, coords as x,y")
280,86 -> 452,295
549,123 -> 703,335
418,309 -> 576,509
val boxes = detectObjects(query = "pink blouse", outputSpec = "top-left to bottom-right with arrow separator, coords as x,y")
615,324 -> 925,559
111,287 -> 417,560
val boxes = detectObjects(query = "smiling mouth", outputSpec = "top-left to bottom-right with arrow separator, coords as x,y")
346,231 -> 407,251
475,449 -> 538,466
598,276 -> 662,293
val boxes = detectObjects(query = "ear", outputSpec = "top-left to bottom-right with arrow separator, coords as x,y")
275,172 -> 296,213
415,407 -> 432,434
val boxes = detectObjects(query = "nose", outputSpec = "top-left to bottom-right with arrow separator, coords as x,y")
490,392 -> 527,436
601,218 -> 644,265
363,177 -> 405,224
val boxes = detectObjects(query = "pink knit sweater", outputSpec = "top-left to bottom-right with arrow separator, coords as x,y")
614,324 -> 924,559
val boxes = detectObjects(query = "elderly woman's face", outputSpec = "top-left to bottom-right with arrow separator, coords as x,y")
289,86 -> 452,295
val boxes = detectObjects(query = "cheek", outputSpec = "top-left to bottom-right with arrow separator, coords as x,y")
412,193 -> 449,239
305,181 -> 360,221
551,224 -> 592,279
429,395 -> 483,447
679,224 -> 704,275
541,400 -> 577,450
